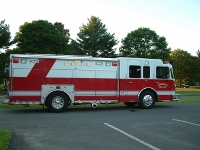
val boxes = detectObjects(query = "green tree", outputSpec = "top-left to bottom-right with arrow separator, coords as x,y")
197,49 -> 200,58
0,19 -> 11,83
170,49 -> 197,86
69,39 -> 82,55
187,55 -> 198,85
53,22 -> 70,40
0,53 -> 7,83
77,16 -> 118,57
194,55 -> 200,85
14,20 -> 72,54
119,27 -> 171,59
0,20 -> 11,49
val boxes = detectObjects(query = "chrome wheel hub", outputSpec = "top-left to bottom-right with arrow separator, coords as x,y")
52,96 -> 64,109
143,95 -> 153,106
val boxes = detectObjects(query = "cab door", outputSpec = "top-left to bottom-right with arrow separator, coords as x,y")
154,66 -> 173,100
154,66 -> 171,88
119,58 -> 142,102
125,59 -> 142,101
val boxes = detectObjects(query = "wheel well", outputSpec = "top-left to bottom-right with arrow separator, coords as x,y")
45,91 -> 71,105
139,88 -> 158,102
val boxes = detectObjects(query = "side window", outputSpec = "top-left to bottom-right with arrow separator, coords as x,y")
156,67 -> 169,79
143,66 -> 150,78
129,65 -> 141,78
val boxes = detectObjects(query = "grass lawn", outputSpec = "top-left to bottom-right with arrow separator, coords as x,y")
175,87 -> 200,102
0,129 -> 12,150
176,86 -> 200,91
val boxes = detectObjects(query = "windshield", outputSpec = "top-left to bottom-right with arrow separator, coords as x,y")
156,66 -> 169,79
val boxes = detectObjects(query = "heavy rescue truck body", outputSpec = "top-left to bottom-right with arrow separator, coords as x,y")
4,54 -> 180,112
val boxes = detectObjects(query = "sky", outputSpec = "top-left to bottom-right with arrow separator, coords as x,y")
1,0 -> 200,56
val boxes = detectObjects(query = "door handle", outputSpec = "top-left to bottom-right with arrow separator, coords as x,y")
128,82 -> 133,84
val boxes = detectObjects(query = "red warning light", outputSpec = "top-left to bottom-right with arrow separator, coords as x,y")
13,58 -> 19,63
56,85 -> 60,89
112,62 -> 118,66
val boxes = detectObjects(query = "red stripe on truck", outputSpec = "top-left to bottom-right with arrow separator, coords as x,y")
27,59 -> 56,78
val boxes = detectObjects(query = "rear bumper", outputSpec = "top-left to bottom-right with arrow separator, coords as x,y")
172,94 -> 180,101
3,99 -> 9,104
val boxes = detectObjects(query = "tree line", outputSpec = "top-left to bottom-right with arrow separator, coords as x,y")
0,16 -> 200,86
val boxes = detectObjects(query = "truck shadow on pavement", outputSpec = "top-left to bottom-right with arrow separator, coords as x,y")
5,103 -> 176,114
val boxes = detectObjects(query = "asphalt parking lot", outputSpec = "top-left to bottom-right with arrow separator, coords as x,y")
0,102 -> 200,150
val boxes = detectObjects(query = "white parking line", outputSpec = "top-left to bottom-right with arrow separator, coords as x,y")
173,119 -> 200,127
104,123 -> 160,150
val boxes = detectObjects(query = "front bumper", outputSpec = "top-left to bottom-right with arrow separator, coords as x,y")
173,94 -> 180,101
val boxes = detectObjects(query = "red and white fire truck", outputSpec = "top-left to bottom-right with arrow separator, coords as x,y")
3,54 -> 180,112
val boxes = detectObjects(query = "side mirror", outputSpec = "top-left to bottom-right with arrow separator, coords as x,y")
4,67 -> 9,73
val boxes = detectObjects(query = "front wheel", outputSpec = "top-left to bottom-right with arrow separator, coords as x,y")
139,91 -> 155,109
46,92 -> 69,112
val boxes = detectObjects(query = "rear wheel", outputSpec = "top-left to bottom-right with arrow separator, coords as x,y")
139,91 -> 155,109
46,92 -> 69,112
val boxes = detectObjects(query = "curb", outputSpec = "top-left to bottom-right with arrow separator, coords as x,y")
8,132 -> 21,150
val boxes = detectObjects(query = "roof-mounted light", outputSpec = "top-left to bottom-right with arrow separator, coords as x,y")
12,58 -> 19,63
112,62 -> 118,66
163,61 -> 169,64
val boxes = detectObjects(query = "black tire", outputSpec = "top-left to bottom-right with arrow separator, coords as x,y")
124,102 -> 137,107
139,91 -> 155,109
45,101 -> 48,108
46,92 -> 69,113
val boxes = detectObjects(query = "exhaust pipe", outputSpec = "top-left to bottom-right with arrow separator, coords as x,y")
91,103 -> 97,108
